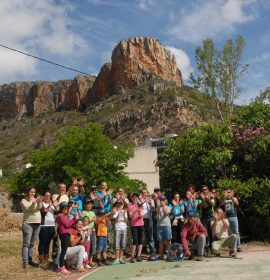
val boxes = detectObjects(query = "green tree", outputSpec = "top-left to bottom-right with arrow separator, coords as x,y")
13,123 -> 140,194
190,36 -> 248,120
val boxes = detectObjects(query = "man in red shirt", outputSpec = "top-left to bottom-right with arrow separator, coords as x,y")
181,212 -> 207,261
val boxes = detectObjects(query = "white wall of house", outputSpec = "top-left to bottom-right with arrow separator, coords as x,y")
124,146 -> 159,193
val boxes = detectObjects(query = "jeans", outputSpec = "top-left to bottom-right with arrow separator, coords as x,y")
193,234 -> 206,257
96,236 -> 107,253
65,245 -> 85,268
202,216 -> 213,249
22,223 -> 40,264
227,216 -> 241,249
143,218 -> 156,255
38,226 -> 55,256
59,233 -> 70,267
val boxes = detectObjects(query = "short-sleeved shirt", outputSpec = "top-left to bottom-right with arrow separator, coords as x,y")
211,219 -> 229,239
169,204 -> 184,218
82,210 -> 96,230
113,211 -> 128,231
127,204 -> 144,227
157,206 -> 171,227
223,198 -> 237,217
183,199 -> 199,217
97,217 -> 109,237
97,192 -> 112,213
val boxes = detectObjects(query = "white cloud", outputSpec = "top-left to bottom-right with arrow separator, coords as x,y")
137,0 -> 154,10
0,0 -> 88,83
168,0 -> 257,44
165,46 -> 193,80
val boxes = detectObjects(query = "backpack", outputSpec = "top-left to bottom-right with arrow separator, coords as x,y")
167,243 -> 185,262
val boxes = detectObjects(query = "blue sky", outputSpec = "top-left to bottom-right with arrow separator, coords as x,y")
0,0 -> 270,104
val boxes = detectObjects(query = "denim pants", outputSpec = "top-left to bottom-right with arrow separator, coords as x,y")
22,223 -> 40,264
38,226 -> 55,256
227,216 -> 241,249
143,218 -> 156,255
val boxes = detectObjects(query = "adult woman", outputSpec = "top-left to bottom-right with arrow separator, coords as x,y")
67,220 -> 87,272
127,192 -> 144,263
169,193 -> 184,244
20,187 -> 42,268
38,191 -> 55,263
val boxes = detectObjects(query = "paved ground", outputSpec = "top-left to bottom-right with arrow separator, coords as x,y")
81,251 -> 270,280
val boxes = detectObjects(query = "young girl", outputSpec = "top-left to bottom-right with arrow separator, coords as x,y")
112,200 -> 128,265
56,202 -> 78,274
81,198 -> 96,267
38,190 -> 55,263
127,192 -> 144,263
82,216 -> 92,269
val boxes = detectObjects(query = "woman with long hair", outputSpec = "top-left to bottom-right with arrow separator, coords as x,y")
20,186 -> 42,268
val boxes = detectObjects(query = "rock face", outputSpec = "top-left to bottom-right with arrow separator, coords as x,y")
91,37 -> 183,101
0,75 -> 95,119
0,37 -> 183,119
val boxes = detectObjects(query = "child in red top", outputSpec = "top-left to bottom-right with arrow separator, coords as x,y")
56,202 -> 78,274
95,212 -> 111,266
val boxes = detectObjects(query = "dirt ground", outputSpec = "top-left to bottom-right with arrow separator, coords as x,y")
0,235 -> 269,280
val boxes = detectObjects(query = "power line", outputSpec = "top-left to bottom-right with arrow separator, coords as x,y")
0,43 -> 90,76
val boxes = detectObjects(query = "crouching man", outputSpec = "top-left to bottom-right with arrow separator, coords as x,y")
181,212 -> 208,261
211,208 -> 237,257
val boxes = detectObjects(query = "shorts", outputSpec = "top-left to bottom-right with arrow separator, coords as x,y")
115,229 -> 127,249
96,236 -> 107,253
157,226 -> 172,241
131,226 -> 144,246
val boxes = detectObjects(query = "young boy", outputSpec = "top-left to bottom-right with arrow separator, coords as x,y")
81,198 -> 96,267
112,200 -> 128,265
96,211 -> 111,266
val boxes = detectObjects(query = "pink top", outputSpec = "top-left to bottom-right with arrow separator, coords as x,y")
56,213 -> 77,235
128,204 -> 144,227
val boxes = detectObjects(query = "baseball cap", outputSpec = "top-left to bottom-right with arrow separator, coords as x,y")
90,185 -> 97,190
114,199 -> 123,205
159,195 -> 167,201
188,212 -> 195,217
84,197 -> 94,204
59,202 -> 68,211
154,187 -> 161,192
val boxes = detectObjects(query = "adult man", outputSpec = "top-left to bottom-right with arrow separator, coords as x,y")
221,189 -> 241,252
199,185 -> 215,253
140,188 -> 157,261
211,208 -> 237,257
52,183 -> 69,211
112,187 -> 129,208
89,185 -> 104,215
181,212 -> 208,261
97,182 -> 113,214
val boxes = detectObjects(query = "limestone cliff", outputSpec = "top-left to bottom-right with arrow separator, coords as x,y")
91,37 -> 183,102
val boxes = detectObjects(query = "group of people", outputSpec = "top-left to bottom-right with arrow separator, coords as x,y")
20,179 -> 241,274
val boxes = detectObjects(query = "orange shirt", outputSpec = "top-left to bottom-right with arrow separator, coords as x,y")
97,217 -> 109,237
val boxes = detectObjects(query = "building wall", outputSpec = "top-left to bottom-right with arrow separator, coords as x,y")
124,146 -> 159,193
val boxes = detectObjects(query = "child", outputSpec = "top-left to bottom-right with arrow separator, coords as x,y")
81,198 -> 96,267
156,195 -> 172,260
82,216 -> 92,269
95,212 -> 111,266
56,202 -> 78,274
111,200 -> 128,265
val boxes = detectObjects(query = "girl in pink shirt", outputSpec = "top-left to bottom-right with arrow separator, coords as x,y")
127,193 -> 144,263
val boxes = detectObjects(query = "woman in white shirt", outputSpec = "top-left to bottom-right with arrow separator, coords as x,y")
38,191 -> 55,263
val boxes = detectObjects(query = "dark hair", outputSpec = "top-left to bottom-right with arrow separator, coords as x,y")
201,185 -> 209,190
187,184 -> 196,191
26,186 -> 36,198
43,190 -> 52,196
82,216 -> 90,223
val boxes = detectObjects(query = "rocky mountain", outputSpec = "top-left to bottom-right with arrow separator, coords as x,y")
0,37 -> 182,119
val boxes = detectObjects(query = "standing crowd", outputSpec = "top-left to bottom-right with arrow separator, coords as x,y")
20,179 -> 241,274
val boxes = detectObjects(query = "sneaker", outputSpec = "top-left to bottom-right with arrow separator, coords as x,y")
85,264 -> 91,270
137,256 -> 143,262
96,260 -> 104,266
112,259 -> 120,265
130,257 -> 136,263
196,256 -> 203,261
58,266 -> 71,274
28,261 -> 39,268
237,248 -> 242,252
102,260 -> 111,266
157,255 -> 164,260
119,259 -> 127,264
148,254 -> 157,261
22,263 -> 27,269
229,251 -> 237,258
76,266 -> 86,272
